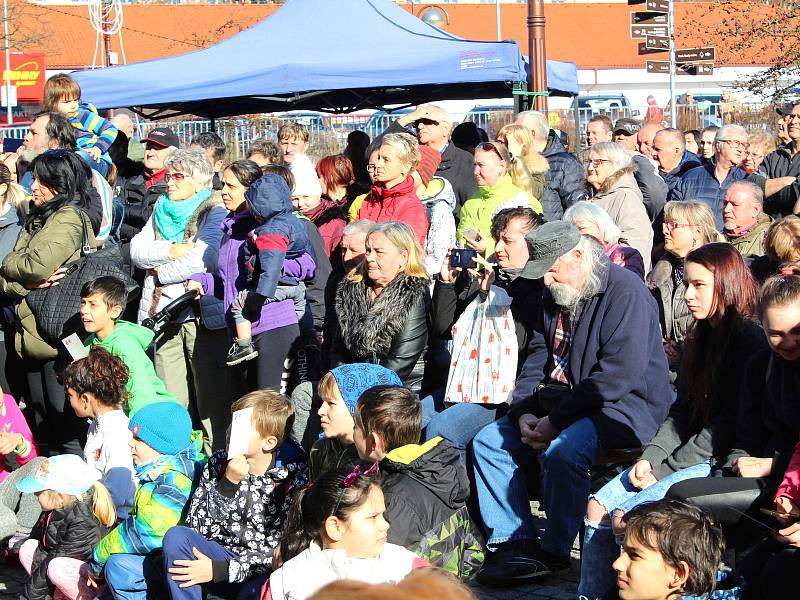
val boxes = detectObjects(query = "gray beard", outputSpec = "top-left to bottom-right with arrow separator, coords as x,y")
548,282 -> 580,311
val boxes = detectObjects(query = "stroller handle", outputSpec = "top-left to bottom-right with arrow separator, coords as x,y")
141,290 -> 200,332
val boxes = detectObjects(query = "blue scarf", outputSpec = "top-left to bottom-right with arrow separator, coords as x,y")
152,188 -> 211,242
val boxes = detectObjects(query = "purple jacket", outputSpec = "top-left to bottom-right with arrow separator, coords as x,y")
191,209 -> 316,336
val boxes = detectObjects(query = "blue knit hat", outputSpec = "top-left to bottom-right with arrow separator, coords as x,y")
330,364 -> 402,415
129,402 -> 192,455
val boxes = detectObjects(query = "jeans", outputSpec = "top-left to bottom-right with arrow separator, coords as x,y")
472,415 -> 598,557
104,553 -> 167,600
421,394 -> 503,462
76,149 -> 110,177
578,462 -> 711,600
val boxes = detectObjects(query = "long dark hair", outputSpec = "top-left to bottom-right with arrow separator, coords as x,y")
278,463 -> 381,566
27,150 -> 93,230
681,243 -> 758,428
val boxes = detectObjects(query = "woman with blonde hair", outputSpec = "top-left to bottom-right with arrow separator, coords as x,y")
331,221 -> 430,390
496,124 -> 548,201
750,214 -> 800,282
742,130 -> 777,174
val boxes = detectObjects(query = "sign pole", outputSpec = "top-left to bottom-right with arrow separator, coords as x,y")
2,0 -> 11,125
668,0 -> 676,127
496,0 -> 501,40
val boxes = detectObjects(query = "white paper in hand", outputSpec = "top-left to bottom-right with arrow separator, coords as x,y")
227,407 -> 253,459
62,333 -> 89,361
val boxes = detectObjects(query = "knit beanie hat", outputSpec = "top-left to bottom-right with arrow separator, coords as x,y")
129,402 -> 192,455
290,154 -> 323,198
330,364 -> 402,415
416,145 -> 442,187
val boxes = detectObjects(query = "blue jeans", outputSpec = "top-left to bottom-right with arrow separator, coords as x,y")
76,149 -> 110,177
104,553 -> 168,600
421,394 -> 502,461
472,415 -> 598,557
578,462 -> 712,600
163,526 -> 236,600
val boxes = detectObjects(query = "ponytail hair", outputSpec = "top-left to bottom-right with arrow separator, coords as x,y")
62,346 -> 130,410
87,481 -> 116,527
759,263 -> 800,317
278,462 -> 381,565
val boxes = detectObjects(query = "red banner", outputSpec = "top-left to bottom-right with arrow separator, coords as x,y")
2,52 -> 45,103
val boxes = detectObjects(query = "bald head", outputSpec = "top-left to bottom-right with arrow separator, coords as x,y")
652,128 -> 685,173
637,123 -> 662,158
111,113 -> 135,139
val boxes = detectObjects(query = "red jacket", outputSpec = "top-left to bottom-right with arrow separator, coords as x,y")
357,176 -> 428,247
302,198 -> 347,260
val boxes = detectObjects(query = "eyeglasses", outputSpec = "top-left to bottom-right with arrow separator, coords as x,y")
165,172 -> 188,183
718,139 -> 750,150
745,150 -> 764,159
413,118 -> 440,127
366,164 -> 378,173
663,221 -> 696,232
584,158 -> 613,168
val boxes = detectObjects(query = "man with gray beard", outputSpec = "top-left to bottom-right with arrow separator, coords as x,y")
472,221 -> 672,586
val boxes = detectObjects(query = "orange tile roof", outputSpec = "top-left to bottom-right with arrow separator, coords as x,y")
12,1 -> 781,71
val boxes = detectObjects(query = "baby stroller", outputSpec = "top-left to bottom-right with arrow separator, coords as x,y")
141,290 -> 199,360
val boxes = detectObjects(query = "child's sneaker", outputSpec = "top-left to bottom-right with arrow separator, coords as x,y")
227,339 -> 258,366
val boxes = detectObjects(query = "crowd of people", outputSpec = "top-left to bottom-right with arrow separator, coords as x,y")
0,71 -> 799,600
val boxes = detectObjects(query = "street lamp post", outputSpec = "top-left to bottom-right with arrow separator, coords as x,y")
528,0 -> 548,111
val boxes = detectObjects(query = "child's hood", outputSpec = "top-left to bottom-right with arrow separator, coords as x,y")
421,177 -> 457,212
245,174 -> 294,222
100,320 -> 155,351
135,431 -> 205,483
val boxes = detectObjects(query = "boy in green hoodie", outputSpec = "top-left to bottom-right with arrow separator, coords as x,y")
80,276 -> 177,415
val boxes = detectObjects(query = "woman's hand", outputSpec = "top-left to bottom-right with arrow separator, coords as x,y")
439,247 -> 461,284
463,230 -> 487,254
24,267 -> 68,290
169,243 -> 195,259
185,280 -> 205,299
735,456 -> 773,478
467,254 -> 496,293
629,460 -> 657,490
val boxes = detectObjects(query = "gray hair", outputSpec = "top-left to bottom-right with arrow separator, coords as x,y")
417,103 -> 453,132
728,180 -> 764,208
164,149 -> 214,189
343,219 -> 375,237
655,128 -> 685,151
575,234 -> 608,300
588,141 -> 633,173
563,201 -> 622,245
380,132 -> 421,170
515,110 -> 550,140
714,124 -> 748,144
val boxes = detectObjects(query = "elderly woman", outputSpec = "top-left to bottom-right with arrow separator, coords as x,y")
130,149 -> 229,449
742,130 -> 777,174
457,141 -> 542,258
0,151 -> 99,454
647,200 -> 723,369
563,201 -> 645,279
355,133 -> 429,248
586,141 -> 653,271
331,221 -> 429,390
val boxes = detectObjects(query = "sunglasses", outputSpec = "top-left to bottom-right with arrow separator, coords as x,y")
475,142 -> 508,162
165,172 -> 188,183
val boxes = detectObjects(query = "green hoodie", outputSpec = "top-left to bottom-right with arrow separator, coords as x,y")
85,320 -> 178,415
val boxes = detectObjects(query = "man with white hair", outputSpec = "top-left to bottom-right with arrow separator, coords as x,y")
671,123 -> 749,229
472,221 -> 671,586
515,110 -> 587,220
722,180 -> 772,258
387,104 -> 477,210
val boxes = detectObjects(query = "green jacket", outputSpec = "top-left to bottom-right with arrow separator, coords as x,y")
456,174 -> 542,257
85,321 -> 178,415
0,205 -> 96,360
727,212 -> 772,259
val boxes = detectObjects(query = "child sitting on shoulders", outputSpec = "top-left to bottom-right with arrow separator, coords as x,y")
162,390 -> 308,600
265,464 -> 427,600
63,346 -> 137,520
613,499 -> 724,600
17,455 -> 116,600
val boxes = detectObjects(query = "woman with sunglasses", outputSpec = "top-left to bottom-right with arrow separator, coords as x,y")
586,141 -> 654,272
456,141 -> 542,258
647,201 -> 723,373
129,149 -> 230,452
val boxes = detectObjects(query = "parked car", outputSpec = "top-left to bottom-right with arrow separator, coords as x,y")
363,108 -> 415,138
572,94 -> 639,129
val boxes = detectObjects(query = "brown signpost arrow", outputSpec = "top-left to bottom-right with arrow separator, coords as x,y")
638,42 -> 667,55
645,0 -> 670,12
674,47 -> 716,62
645,35 -> 670,50
630,12 -> 669,24
630,24 -> 668,38
646,60 -> 714,75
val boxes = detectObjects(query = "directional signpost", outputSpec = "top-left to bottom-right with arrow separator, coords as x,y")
645,0 -> 669,12
646,60 -> 714,75
630,24 -> 668,38
674,47 -> 715,62
631,12 -> 668,24
645,35 -> 670,51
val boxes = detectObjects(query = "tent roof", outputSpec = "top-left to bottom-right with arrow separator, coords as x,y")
72,0 -> 575,119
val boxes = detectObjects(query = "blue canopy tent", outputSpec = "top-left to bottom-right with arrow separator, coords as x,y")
73,0 -> 578,119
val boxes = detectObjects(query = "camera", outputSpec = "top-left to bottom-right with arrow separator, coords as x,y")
450,248 -> 478,269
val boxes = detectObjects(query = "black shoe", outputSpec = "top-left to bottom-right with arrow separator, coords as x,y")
475,541 -> 569,587
226,340 -> 258,366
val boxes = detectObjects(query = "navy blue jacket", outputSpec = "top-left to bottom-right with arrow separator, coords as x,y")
660,150 -> 702,201
540,130 -> 588,221
671,163 -> 748,229
509,261 -> 672,449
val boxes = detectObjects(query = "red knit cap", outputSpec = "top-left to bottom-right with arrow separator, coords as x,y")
417,145 -> 442,186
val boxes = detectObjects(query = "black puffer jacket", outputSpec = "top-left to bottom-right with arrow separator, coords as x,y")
540,130 -> 588,221
26,492 -> 109,600
118,165 -> 168,243
381,436 -> 470,549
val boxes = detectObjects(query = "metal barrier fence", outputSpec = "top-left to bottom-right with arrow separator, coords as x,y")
1,103 -> 780,158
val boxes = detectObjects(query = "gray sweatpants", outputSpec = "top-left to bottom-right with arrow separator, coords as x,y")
0,456 -> 45,542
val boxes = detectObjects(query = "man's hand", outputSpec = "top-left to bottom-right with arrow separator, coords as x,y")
735,456 -> 773,478
169,243 -> 195,259
629,460 -> 657,490
87,147 -> 102,162
169,547 -> 214,588
397,106 -> 436,128
225,455 -> 249,485
0,431 -> 22,455
519,413 -> 540,446
186,280 -> 205,299
529,416 -> 559,449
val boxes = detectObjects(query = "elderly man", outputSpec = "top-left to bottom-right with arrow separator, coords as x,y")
652,128 -> 702,200
748,102 -> 800,217
671,124 -> 749,229
636,122 -> 661,159
516,110 -> 587,220
723,180 -> 772,258
473,221 -> 671,586
612,118 -> 639,153
587,115 -> 613,146
386,104 -> 476,211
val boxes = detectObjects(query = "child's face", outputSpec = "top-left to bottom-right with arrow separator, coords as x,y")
80,293 -> 122,338
613,534 -> 683,600
67,387 -> 93,419
317,387 -> 355,443
55,97 -> 79,117
36,490 -> 69,511
129,436 -> 160,465
334,484 -> 389,559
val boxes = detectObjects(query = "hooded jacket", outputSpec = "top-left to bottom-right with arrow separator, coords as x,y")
90,438 -> 203,576
356,176 -> 429,248
380,437 -> 469,549
421,177 -> 457,277
85,320 -> 178,415
185,442 -> 308,583
540,129 -> 588,221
